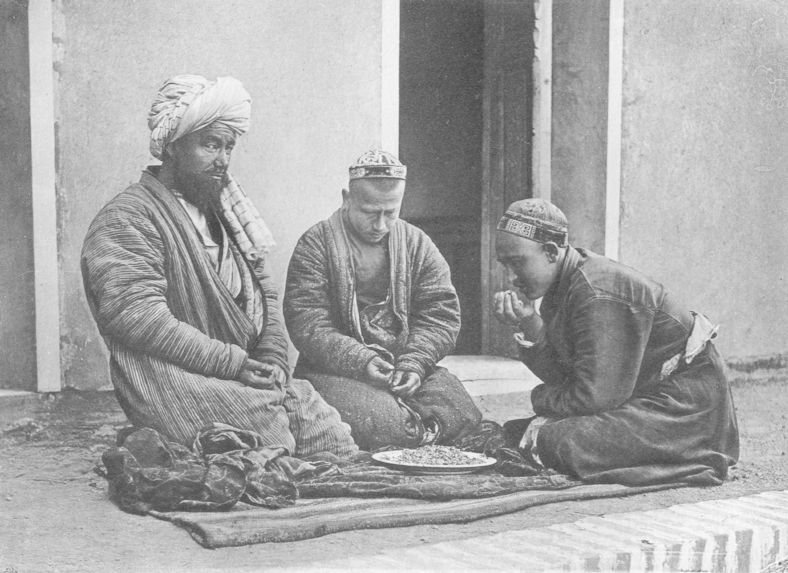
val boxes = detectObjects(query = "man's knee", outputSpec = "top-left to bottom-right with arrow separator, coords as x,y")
412,368 -> 482,442
284,378 -> 359,457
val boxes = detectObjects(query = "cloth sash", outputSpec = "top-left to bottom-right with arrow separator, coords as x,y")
659,312 -> 719,380
216,175 -> 276,263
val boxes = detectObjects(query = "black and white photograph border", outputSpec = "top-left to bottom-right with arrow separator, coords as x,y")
1,0 -> 787,571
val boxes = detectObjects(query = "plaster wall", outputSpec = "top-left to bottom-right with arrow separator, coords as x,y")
619,0 -> 788,358
550,0 -> 609,254
56,0 -> 388,389
0,1 -> 37,391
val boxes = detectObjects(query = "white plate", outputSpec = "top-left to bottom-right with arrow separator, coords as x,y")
371,450 -> 497,475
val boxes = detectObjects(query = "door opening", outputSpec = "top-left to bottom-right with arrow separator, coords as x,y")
399,0 -> 485,354
400,0 -> 534,357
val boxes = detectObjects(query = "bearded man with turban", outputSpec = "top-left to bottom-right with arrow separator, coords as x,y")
283,150 -> 483,451
81,75 -> 357,457
493,198 -> 739,485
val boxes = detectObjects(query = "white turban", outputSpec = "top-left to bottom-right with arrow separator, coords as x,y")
147,74 -> 274,257
148,74 -> 251,159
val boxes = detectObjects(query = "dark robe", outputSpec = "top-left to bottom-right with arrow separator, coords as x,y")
522,246 -> 739,485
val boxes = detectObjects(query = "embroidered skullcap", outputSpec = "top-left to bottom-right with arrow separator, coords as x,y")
349,149 -> 407,180
497,198 -> 569,247
148,74 -> 251,159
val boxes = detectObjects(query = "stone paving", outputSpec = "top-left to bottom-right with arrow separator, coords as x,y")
288,490 -> 788,572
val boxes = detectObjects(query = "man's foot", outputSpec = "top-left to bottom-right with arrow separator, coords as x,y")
492,446 -> 543,477
450,419 -> 507,454
502,417 -> 537,448
419,418 -> 442,446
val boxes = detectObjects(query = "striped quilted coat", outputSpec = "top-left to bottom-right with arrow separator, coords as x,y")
81,170 -> 356,456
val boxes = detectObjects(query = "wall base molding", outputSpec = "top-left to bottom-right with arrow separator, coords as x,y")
726,353 -> 788,374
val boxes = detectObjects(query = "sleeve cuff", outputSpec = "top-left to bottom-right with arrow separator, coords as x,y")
514,331 -> 537,348
346,347 -> 381,379
394,358 -> 427,379
221,344 -> 248,380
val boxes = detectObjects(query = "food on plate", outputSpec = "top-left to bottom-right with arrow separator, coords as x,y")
384,445 -> 491,466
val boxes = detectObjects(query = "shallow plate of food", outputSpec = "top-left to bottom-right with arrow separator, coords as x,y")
371,445 -> 497,475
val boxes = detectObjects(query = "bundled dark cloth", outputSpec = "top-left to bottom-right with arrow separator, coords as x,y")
100,424 -> 339,513
99,423 -> 577,514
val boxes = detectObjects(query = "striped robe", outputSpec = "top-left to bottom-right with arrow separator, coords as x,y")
81,170 -> 357,457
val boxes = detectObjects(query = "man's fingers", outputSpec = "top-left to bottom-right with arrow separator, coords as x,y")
244,372 -> 277,390
502,291 -> 513,314
379,358 -> 395,372
390,372 -> 421,397
392,381 -> 418,397
271,366 -> 287,386
389,372 -> 404,389
509,289 -> 527,309
502,291 -> 521,322
401,376 -> 421,396
493,291 -> 505,316
371,356 -> 394,372
510,293 -> 528,318
244,361 -> 290,389
366,357 -> 396,385
389,370 -> 404,386
369,368 -> 392,384
244,358 -> 269,372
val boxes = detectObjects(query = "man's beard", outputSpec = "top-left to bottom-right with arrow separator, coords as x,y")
174,168 -> 226,211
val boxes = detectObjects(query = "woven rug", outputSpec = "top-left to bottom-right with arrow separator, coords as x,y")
149,482 -> 683,548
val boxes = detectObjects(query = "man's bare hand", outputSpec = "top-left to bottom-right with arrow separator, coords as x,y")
389,370 -> 421,398
365,356 -> 394,386
259,361 -> 288,387
493,289 -> 544,341
239,358 -> 286,390
493,289 -> 537,327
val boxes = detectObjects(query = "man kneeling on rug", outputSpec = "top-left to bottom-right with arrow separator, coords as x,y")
493,199 -> 739,486
81,74 -> 357,458
283,150 -> 484,451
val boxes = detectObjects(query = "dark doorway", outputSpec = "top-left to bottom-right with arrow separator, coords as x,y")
399,0 -> 484,354
0,1 -> 37,391
480,0 -> 535,357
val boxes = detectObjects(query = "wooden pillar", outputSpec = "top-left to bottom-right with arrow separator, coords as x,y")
29,0 -> 62,392
532,0 -> 552,200
604,0 -> 624,261
381,0 -> 400,154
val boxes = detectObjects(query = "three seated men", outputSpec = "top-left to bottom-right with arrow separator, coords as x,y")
83,74 -> 739,486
